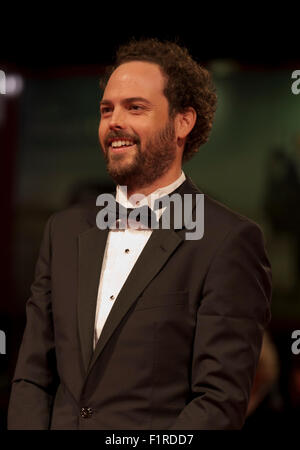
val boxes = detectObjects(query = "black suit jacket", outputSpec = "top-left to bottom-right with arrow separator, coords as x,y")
7,176 -> 272,429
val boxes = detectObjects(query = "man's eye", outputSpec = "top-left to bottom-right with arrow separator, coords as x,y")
101,107 -> 112,114
129,104 -> 143,111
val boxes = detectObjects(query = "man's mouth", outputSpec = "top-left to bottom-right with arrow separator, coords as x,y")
107,138 -> 136,152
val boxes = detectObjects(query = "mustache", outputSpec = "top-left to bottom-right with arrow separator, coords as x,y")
105,131 -> 140,147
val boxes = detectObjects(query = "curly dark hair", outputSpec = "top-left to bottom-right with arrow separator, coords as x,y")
100,38 -> 217,163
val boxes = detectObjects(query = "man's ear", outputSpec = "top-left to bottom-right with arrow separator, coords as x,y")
175,107 -> 197,140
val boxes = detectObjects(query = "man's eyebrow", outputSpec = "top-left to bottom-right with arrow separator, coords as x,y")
100,97 -> 153,106
123,97 -> 152,105
100,99 -> 113,105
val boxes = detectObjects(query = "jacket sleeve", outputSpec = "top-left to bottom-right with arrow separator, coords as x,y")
169,220 -> 272,429
7,213 -> 59,430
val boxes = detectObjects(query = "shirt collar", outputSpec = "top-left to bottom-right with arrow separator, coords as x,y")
116,170 -> 186,210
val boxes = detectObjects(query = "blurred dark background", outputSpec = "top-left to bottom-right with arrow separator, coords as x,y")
1,13 -> 300,431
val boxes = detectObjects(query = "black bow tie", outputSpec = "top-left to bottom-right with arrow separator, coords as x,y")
102,192 -> 182,230
114,201 -> 158,228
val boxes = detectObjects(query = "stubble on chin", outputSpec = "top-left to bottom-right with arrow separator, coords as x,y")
105,147 -> 141,187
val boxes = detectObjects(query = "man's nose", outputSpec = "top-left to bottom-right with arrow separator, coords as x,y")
109,108 -> 126,130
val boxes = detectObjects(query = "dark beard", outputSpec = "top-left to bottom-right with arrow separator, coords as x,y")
104,119 -> 177,190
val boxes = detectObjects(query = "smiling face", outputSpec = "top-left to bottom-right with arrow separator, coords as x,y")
98,61 -> 180,190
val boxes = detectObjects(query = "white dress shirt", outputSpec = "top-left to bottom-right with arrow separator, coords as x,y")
93,171 -> 186,349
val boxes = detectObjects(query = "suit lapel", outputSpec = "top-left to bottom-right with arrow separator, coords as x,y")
77,175 -> 201,376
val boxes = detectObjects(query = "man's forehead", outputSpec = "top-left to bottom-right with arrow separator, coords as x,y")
104,61 -> 166,97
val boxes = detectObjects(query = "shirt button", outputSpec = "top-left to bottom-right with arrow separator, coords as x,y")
125,248 -> 130,254
110,295 -> 115,300
80,407 -> 93,418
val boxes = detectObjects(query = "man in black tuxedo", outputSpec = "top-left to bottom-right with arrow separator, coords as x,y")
7,39 -> 272,429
